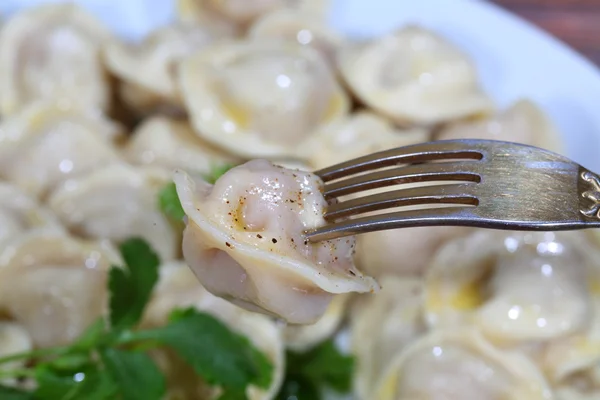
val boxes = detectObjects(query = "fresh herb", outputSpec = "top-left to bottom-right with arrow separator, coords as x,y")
158,182 -> 185,221
277,339 -> 354,400
202,163 -> 236,185
0,237 -> 273,400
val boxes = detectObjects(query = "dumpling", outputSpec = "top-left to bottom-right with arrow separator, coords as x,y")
248,9 -> 343,67
284,293 -> 349,352
143,262 -> 284,400
0,101 -> 123,198
174,160 -> 379,324
47,163 -> 180,262
436,99 -> 564,153
0,3 -> 112,116
177,0 -> 326,27
0,182 -> 64,246
350,277 -> 426,400
372,328 -> 552,400
0,321 -> 32,387
123,117 -> 239,175
104,22 -> 235,117
0,231 -> 120,347
338,25 -> 494,126
425,231 -> 597,342
303,111 -> 430,170
178,40 -> 349,159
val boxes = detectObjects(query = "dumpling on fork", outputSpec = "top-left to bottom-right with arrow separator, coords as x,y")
0,3 -> 112,116
338,25 -> 494,126
174,160 -> 379,324
177,40 -> 349,159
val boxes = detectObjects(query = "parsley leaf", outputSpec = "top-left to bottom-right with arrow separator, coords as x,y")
109,238 -> 160,330
133,308 -> 273,391
0,385 -> 34,400
100,348 -> 165,400
278,339 -> 354,399
34,362 -> 117,400
158,182 -> 185,221
202,163 -> 236,184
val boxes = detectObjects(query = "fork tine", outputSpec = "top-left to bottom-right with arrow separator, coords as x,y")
315,140 -> 485,182
323,161 -> 482,198
306,207 -> 474,242
325,183 -> 478,220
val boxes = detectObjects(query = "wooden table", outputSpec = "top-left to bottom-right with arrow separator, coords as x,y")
494,0 -> 600,67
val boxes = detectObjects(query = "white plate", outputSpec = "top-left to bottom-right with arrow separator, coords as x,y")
2,0 -> 600,171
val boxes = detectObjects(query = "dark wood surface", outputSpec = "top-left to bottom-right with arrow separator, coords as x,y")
494,0 -> 600,66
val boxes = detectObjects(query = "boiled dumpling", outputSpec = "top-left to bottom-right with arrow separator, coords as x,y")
174,160 -> 378,324
373,328 -> 552,400
0,101 -> 123,198
143,262 -> 284,400
178,40 -> 349,159
338,25 -> 494,126
177,0 -> 326,27
0,182 -> 64,246
284,293 -> 349,352
47,163 -> 180,262
554,364 -> 600,400
350,277 -> 426,400
0,3 -> 112,116
248,9 -> 343,67
425,231 -> 596,342
124,117 -> 239,175
104,22 -> 235,117
303,111 -> 430,170
0,321 -> 32,387
436,99 -> 563,153
356,215 -> 472,278
0,231 -> 120,347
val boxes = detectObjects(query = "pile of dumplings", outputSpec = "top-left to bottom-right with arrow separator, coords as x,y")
0,1 -> 597,399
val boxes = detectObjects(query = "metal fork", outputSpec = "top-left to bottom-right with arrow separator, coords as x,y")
305,139 -> 600,242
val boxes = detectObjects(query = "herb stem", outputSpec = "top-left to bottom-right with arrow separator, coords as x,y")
0,345 -> 72,365
0,368 -> 36,378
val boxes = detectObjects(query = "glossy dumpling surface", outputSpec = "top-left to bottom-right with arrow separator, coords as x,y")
174,160 -> 378,324
178,40 -> 349,159
0,101 -> 123,197
339,25 -> 494,126
425,231 -> 596,342
0,3 -> 112,115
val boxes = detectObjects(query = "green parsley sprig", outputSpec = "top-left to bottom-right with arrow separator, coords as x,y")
0,238 -> 272,400
277,339 -> 355,400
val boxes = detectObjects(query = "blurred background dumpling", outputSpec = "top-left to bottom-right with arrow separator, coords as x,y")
0,231 -> 120,348
47,163 -> 180,263
0,3 -> 112,116
0,101 -> 124,198
123,116 -> 240,175
338,25 -> 494,126
104,21 -> 236,118
436,99 -> 564,153
248,9 -> 343,67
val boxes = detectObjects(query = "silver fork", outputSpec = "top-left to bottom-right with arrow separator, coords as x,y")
305,139 -> 600,242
